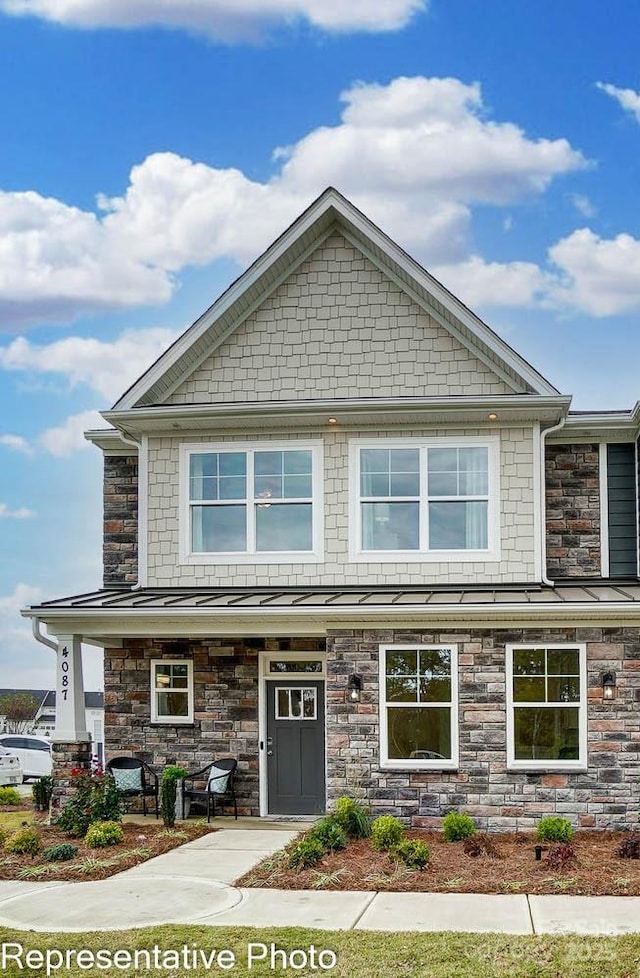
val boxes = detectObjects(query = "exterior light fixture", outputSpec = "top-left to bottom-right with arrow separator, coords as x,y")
328,417 -> 338,425
602,671 -> 616,700
348,674 -> 362,703
488,412 -> 498,421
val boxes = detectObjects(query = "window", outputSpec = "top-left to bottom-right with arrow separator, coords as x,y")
379,645 -> 458,769
151,660 -> 194,723
182,442 -> 323,562
352,437 -> 498,561
506,645 -> 586,769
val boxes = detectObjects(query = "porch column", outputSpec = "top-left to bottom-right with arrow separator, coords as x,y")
50,635 -> 91,816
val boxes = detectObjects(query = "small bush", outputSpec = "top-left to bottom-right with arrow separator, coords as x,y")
463,833 -> 501,859
160,765 -> 187,829
394,839 -> 430,870
546,843 -> 576,870
32,776 -> 53,811
0,827 -> 6,847
618,836 -> 640,859
43,843 -> 79,863
287,836 -> 325,870
309,817 -> 347,852
5,826 -> 42,857
442,812 -> 476,842
536,816 -> 573,843
371,815 -> 405,851
332,796 -> 370,838
0,787 -> 22,806
54,770 -> 121,837
84,821 -> 125,848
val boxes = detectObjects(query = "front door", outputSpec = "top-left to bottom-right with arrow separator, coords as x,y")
266,680 -> 325,815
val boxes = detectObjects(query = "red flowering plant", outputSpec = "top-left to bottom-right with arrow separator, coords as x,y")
54,767 -> 122,837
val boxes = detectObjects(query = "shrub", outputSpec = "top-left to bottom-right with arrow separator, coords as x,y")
463,833 -> 501,859
371,815 -> 405,851
536,816 -> 573,843
442,812 -> 476,842
618,836 -> 640,859
84,821 -> 125,848
0,827 -> 6,847
54,770 -> 122,837
546,843 -> 576,870
287,836 -> 325,870
332,796 -> 370,838
5,826 -> 42,857
308,817 -> 347,852
32,776 -> 53,811
160,766 -> 187,828
43,843 -> 78,862
394,839 -> 430,870
0,787 -> 22,806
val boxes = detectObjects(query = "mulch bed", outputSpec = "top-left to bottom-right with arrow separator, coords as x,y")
0,815 -> 215,882
237,830 -> 640,896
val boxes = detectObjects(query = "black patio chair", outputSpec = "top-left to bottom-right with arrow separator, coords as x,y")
180,757 -> 238,822
106,756 -> 159,819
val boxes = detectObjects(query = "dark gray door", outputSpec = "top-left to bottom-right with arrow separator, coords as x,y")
266,680 -> 325,815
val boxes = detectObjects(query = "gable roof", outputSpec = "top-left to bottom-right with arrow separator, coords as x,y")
112,188 -> 559,412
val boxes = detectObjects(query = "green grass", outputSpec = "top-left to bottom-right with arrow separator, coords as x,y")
0,810 -> 32,834
1,926 -> 640,977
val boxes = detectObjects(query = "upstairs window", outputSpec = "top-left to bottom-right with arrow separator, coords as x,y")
182,442 -> 322,561
352,437 -> 498,560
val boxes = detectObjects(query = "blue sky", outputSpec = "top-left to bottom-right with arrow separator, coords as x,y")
1,0 -> 640,688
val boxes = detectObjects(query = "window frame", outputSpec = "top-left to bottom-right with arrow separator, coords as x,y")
150,659 -> 194,725
180,440 -> 324,564
506,643 -> 587,771
349,436 -> 500,562
379,644 -> 459,770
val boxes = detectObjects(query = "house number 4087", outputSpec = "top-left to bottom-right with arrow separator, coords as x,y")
60,646 -> 69,700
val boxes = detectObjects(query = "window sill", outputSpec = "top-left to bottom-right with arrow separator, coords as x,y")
180,552 -> 324,565
350,549 -> 500,564
507,763 -> 587,773
149,721 -> 195,727
380,762 -> 458,772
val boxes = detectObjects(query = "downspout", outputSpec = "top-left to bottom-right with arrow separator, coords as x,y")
540,416 -> 567,587
32,617 -> 57,651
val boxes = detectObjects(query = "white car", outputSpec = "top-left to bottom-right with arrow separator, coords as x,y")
0,745 -> 23,786
0,736 -> 52,781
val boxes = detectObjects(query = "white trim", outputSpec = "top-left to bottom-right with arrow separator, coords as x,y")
599,442 -> 610,579
635,438 -> 640,578
178,440 -> 324,565
138,435 -> 149,588
379,644 -> 459,771
150,658 -> 194,724
532,422 -> 542,582
505,643 -> 587,772
349,435 -> 500,563
258,652 -> 327,817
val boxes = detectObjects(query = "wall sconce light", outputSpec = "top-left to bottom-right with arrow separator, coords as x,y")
348,674 -> 362,703
602,671 -> 616,700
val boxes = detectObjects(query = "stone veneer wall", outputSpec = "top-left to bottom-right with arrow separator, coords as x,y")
327,626 -> 640,831
104,637 -> 325,816
50,741 -> 92,817
103,455 -> 138,586
545,443 -> 600,577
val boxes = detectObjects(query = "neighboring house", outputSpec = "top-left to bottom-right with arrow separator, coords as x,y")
23,188 -> 640,828
0,689 -> 105,761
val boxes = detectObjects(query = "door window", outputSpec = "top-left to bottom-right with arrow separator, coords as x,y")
275,687 -> 317,720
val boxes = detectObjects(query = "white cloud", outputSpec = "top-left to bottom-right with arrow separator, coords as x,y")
597,81 -> 640,123
0,327 -> 177,401
0,583 -> 49,688
0,76 -> 586,329
569,193 -> 597,218
0,503 -> 35,519
548,228 -> 640,316
431,256 -> 549,309
38,409 -> 104,457
0,0 -> 426,39
0,434 -> 33,455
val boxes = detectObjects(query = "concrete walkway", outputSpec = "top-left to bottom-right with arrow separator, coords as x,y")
0,826 -> 640,935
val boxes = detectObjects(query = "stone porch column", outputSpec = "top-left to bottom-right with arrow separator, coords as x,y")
50,635 -> 91,814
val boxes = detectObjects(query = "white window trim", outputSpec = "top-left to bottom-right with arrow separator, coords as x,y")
150,659 -> 194,724
179,440 -> 324,564
379,644 -> 459,770
506,643 -> 587,772
349,436 -> 500,563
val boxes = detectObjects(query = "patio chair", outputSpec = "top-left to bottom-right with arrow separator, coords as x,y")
106,756 -> 159,819
180,757 -> 238,822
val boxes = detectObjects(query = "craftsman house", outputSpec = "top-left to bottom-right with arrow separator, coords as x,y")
25,188 -> 640,829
